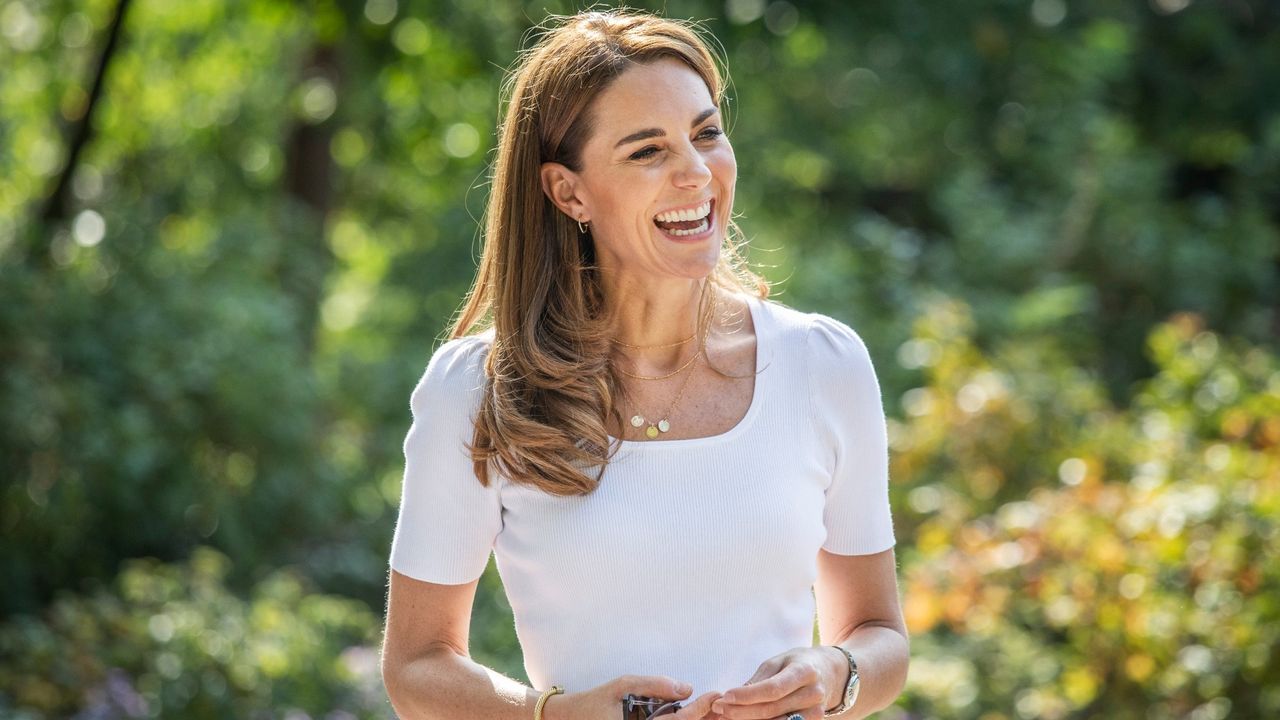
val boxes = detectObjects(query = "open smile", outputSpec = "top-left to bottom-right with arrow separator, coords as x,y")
652,198 -> 715,239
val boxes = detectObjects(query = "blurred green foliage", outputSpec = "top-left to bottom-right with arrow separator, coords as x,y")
0,547 -> 386,718
1,0 -> 1277,717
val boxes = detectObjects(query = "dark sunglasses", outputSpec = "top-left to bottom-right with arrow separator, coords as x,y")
622,694 -> 683,719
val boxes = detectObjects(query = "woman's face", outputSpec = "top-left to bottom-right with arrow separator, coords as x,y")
543,57 -> 737,285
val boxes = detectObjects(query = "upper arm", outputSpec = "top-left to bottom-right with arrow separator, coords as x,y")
806,315 -> 896,556
382,568 -> 479,682
813,546 -> 906,644
390,337 -> 502,586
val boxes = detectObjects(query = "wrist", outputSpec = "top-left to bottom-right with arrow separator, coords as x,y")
540,691 -> 571,720
821,645 -> 851,712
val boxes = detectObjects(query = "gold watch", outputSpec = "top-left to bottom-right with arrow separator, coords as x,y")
823,645 -> 860,717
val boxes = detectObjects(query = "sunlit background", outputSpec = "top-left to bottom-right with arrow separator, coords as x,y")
2,0 -> 1278,717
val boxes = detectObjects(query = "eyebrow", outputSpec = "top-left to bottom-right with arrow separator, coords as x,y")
613,107 -> 720,148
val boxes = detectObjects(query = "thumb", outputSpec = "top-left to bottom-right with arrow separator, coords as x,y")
622,675 -> 694,701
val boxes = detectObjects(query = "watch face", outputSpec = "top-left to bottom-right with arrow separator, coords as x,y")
846,671 -> 860,705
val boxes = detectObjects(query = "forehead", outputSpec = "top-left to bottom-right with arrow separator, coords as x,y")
590,58 -> 715,131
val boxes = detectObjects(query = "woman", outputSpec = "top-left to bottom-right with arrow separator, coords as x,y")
381,9 -> 908,720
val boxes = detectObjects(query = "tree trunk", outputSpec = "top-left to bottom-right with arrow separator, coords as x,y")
35,0 -> 133,260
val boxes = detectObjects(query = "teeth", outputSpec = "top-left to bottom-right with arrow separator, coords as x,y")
661,216 -> 710,237
655,199 -> 711,223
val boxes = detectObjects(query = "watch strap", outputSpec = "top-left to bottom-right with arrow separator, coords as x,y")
823,645 -> 860,717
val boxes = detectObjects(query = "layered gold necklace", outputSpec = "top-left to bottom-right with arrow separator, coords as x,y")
611,291 -> 714,439
621,346 -> 701,439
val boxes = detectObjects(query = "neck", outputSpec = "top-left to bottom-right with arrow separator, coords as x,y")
603,275 -> 712,372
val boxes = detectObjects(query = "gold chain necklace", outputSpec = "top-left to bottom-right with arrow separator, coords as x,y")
628,352 -> 700,439
614,346 -> 700,380
613,300 -> 712,380
610,332 -> 695,350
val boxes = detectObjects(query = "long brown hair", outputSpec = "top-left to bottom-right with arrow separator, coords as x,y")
451,9 -> 768,495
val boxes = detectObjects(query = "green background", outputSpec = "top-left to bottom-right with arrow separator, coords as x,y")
2,0 -> 1277,717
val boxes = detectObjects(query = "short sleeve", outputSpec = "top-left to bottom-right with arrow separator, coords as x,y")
389,335 -> 503,584
805,314 -> 896,555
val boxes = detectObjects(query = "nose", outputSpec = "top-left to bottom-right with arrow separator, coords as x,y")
673,145 -> 712,189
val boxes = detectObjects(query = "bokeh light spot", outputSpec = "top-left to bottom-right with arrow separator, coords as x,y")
726,0 -> 766,25
957,382 -> 988,413
331,128 -> 369,168
763,1 -> 798,36
1118,573 -> 1146,599
393,17 -> 431,55
902,388 -> 934,417
1,1 -> 45,51
908,485 -> 942,514
364,0 -> 398,26
443,122 -> 480,158
1058,457 -> 1086,486
299,77 -> 337,123
59,11 -> 91,48
1030,0 -> 1067,28
1151,0 -> 1192,14
897,338 -> 939,369
73,209 -> 106,247
72,164 -> 104,201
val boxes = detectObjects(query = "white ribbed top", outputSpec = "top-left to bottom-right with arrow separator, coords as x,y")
389,294 -> 895,698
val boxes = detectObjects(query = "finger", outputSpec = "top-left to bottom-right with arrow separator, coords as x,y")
615,674 -> 694,701
721,663 -> 813,705
672,690 -> 722,719
712,683 -> 823,720
743,655 -> 786,686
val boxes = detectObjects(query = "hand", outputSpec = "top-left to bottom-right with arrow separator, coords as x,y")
709,647 -> 841,720
546,674 -> 722,720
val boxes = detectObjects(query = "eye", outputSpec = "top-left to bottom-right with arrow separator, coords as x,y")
628,128 -> 723,161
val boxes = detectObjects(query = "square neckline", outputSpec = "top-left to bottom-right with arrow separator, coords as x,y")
607,293 -> 768,450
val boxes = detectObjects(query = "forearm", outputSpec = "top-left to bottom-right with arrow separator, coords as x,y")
822,624 -> 910,719
385,646 -> 566,720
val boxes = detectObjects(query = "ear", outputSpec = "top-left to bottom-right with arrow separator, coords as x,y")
540,162 -> 590,224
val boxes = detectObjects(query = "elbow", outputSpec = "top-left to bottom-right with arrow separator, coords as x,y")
879,627 -> 911,712
381,646 -> 422,718
381,643 -> 462,719
855,622 -> 910,717
381,650 -> 412,717
892,648 -> 910,704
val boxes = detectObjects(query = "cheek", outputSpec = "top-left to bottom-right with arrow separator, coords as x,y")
711,145 -> 737,181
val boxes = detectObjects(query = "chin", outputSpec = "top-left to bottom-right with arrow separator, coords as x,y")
673,247 -> 722,281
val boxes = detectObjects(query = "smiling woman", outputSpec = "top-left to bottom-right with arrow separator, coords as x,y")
380,9 -> 909,720
541,57 -> 735,303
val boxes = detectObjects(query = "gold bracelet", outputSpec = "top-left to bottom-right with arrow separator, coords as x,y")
534,685 -> 564,720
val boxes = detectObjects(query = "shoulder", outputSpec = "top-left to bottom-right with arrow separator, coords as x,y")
804,312 -> 873,372
754,298 -> 873,372
748,298 -> 880,414
409,330 -> 494,416
794,311 -> 884,436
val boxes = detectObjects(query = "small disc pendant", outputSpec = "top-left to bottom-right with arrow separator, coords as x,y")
645,425 -> 660,439
657,419 -> 671,433
630,415 -> 645,428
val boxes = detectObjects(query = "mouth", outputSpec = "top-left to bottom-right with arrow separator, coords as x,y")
652,198 -> 715,239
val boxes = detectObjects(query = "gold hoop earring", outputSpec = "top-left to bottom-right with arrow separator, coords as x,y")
577,218 -> 589,234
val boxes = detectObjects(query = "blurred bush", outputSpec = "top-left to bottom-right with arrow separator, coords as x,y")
0,547 -> 389,719
885,299 -> 1280,719
0,231 -> 368,616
